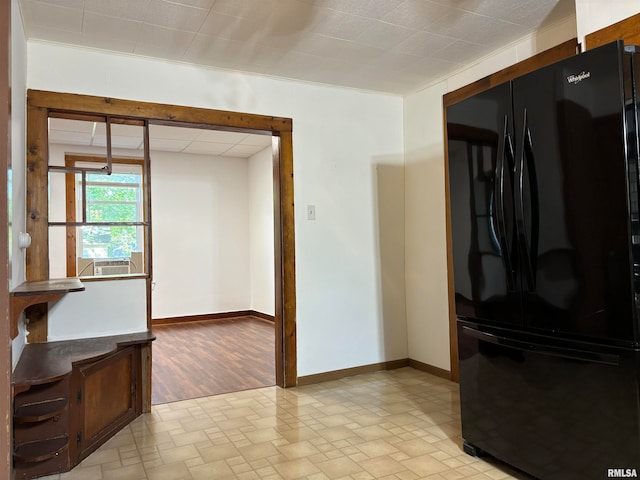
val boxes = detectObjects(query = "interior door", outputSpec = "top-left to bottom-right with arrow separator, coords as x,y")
446,83 -> 521,326
512,41 -> 636,343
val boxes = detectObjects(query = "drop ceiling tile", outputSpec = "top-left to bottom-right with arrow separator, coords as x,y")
425,9 -> 493,43
211,0 -> 283,22
240,135 -> 273,147
471,18 -> 531,47
184,34 -> 279,70
301,0 -> 405,20
22,0 -> 83,32
111,124 -> 145,138
144,0 -> 209,32
183,141 -> 235,155
29,0 -> 83,9
23,22 -> 83,43
83,0 -> 151,21
382,0 -> 454,30
150,125 -> 201,141
49,118 -> 94,133
198,12 -> 263,41
194,130 -> 248,143
134,24 -> 196,59
81,12 -> 142,53
171,0 -> 216,8
109,135 -> 145,149
310,9 -> 373,41
223,144 -> 262,157
355,21 -> 416,50
48,131 -> 93,146
429,39 -> 489,65
146,138 -> 192,152
292,34 -> 382,64
393,30 -> 455,57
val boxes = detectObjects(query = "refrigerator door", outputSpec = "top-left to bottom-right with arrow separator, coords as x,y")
447,83 -> 521,326
512,41 -> 636,344
458,319 -> 640,480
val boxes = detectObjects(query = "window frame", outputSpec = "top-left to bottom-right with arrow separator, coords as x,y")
62,154 -> 148,278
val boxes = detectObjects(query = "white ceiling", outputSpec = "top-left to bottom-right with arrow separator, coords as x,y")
21,0 -> 575,95
49,118 -> 273,158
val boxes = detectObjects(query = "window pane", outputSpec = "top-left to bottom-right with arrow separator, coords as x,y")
87,202 -> 138,223
81,225 -> 139,258
86,185 -> 138,202
86,172 -> 140,183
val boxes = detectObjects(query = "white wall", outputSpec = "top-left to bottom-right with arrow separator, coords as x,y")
575,1 -> 640,45
151,150 -> 250,319
248,146 -> 275,316
10,0 -> 27,369
404,16 -> 577,370
47,279 -> 147,341
27,43 -> 407,376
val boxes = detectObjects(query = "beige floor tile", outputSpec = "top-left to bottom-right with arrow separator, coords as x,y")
39,368 -> 532,480
146,461 -> 192,480
273,457 -> 321,479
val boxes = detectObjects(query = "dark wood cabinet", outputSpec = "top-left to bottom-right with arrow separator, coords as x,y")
72,346 -> 139,461
12,333 -> 154,480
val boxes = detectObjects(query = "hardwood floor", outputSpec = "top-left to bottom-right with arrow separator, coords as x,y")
152,316 -> 275,405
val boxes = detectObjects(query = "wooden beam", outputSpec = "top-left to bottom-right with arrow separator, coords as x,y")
276,131 -> 297,387
28,90 -> 292,134
25,105 -> 50,343
585,13 -> 640,50
443,38 -> 579,107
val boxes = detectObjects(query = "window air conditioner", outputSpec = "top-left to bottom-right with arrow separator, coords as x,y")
94,259 -> 130,276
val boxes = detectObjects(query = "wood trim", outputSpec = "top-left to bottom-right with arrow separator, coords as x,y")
407,359 -> 451,381
277,131 -> 297,387
152,311 -> 253,326
442,107 -> 459,383
27,90 -> 292,134
251,310 -> 275,322
585,13 -> 640,50
26,105 -> 50,342
152,310 -> 276,326
442,39 -> 578,383
443,38 -> 579,107
297,359 -> 410,386
0,0 -> 11,476
26,90 -> 296,389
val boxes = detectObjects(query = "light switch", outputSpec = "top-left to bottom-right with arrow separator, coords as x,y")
307,205 -> 316,220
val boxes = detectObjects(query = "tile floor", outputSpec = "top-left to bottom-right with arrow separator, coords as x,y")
41,368 -> 530,480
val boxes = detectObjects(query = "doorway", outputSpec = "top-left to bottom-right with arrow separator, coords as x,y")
147,124 -> 277,403
25,90 -> 297,402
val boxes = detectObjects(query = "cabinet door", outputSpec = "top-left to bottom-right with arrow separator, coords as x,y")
73,346 -> 140,461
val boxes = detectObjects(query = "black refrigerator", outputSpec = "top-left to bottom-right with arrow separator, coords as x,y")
446,40 -> 640,480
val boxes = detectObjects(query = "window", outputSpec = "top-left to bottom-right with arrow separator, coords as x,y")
65,156 -> 147,278
79,167 -> 143,259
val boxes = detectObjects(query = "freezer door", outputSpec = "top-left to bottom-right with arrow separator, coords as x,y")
446,83 -> 521,326
512,41 -> 636,344
458,320 -> 640,480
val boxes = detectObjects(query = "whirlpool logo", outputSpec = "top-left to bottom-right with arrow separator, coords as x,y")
567,71 -> 591,84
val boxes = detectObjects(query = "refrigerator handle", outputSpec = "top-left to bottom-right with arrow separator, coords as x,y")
515,109 -> 539,292
461,326 -> 620,366
494,115 -> 515,291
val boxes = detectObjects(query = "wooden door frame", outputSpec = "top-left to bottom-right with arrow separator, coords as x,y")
25,90 -> 297,388
1,0 -> 12,476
